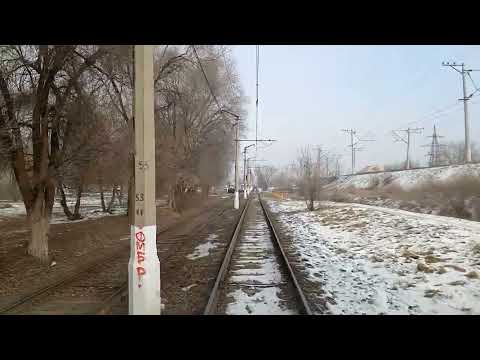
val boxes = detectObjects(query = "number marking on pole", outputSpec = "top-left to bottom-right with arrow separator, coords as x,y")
138,161 -> 149,171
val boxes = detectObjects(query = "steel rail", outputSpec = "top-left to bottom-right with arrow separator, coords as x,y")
258,194 -> 313,315
204,197 -> 252,315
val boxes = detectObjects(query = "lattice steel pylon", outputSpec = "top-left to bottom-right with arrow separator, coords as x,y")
424,125 -> 446,167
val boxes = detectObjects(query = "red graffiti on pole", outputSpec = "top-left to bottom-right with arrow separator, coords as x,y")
135,229 -> 146,287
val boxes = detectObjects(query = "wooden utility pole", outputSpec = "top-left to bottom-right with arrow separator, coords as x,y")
128,45 -> 160,315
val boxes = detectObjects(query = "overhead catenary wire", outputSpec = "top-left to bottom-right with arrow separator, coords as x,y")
405,101 -> 463,127
404,91 -> 480,131
395,67 -> 480,129
192,46 -> 222,111
192,45 -> 236,127
467,72 -> 478,92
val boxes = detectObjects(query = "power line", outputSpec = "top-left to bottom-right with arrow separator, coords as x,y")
408,82 -> 480,127
405,101 -> 463,127
467,71 -> 480,97
192,46 -> 222,112
192,45 -> 238,130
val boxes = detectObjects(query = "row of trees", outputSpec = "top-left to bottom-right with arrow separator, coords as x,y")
0,45 -> 244,263
442,141 -> 480,165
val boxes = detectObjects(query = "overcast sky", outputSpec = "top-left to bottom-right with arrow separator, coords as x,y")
232,45 -> 480,173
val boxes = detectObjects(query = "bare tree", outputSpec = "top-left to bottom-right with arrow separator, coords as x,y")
0,45 -> 107,262
271,164 -> 297,190
255,165 -> 277,190
443,141 -> 480,165
296,146 -> 321,211
154,45 -> 244,212
0,44 -> 245,263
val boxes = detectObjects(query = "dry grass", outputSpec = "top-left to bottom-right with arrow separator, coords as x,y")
356,175 -> 480,221
365,177 -> 381,190
472,243 -> 480,255
303,173 -> 480,222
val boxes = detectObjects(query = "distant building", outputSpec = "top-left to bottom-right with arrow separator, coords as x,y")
360,165 -> 384,173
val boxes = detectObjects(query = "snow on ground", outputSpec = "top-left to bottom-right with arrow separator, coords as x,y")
226,287 -> 294,315
340,196 -> 449,219
181,284 -> 197,292
0,192 -> 126,223
186,234 -> 219,260
268,199 -> 480,315
0,201 -> 26,217
329,163 -> 480,191
49,208 -> 126,224
155,199 -> 167,207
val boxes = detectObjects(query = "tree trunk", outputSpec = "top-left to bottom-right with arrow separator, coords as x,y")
28,182 -> 55,264
29,208 -> 50,263
117,184 -> 123,206
202,184 -> 210,200
58,183 -> 74,219
107,185 -> 117,213
128,168 -> 134,221
99,177 -> 107,212
72,182 -> 83,219
168,184 -> 176,211
58,182 -> 83,220
168,183 -> 183,213
176,183 -> 184,213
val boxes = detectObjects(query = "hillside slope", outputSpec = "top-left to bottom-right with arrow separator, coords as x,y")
328,163 -> 480,191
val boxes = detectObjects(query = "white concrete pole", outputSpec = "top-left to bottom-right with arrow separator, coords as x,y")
406,129 -> 411,170
462,64 -> 472,163
246,158 -> 250,196
128,45 -> 161,315
243,148 -> 247,199
234,121 -> 240,209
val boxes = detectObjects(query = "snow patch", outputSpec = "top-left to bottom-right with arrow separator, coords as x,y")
268,199 -> 480,315
186,234 -> 219,260
225,287 -> 297,315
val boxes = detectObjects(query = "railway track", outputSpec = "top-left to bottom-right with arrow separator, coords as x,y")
0,199 -> 233,315
204,193 -> 312,315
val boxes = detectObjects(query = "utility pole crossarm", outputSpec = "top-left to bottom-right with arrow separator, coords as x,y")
442,62 -> 463,74
392,130 -> 407,144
